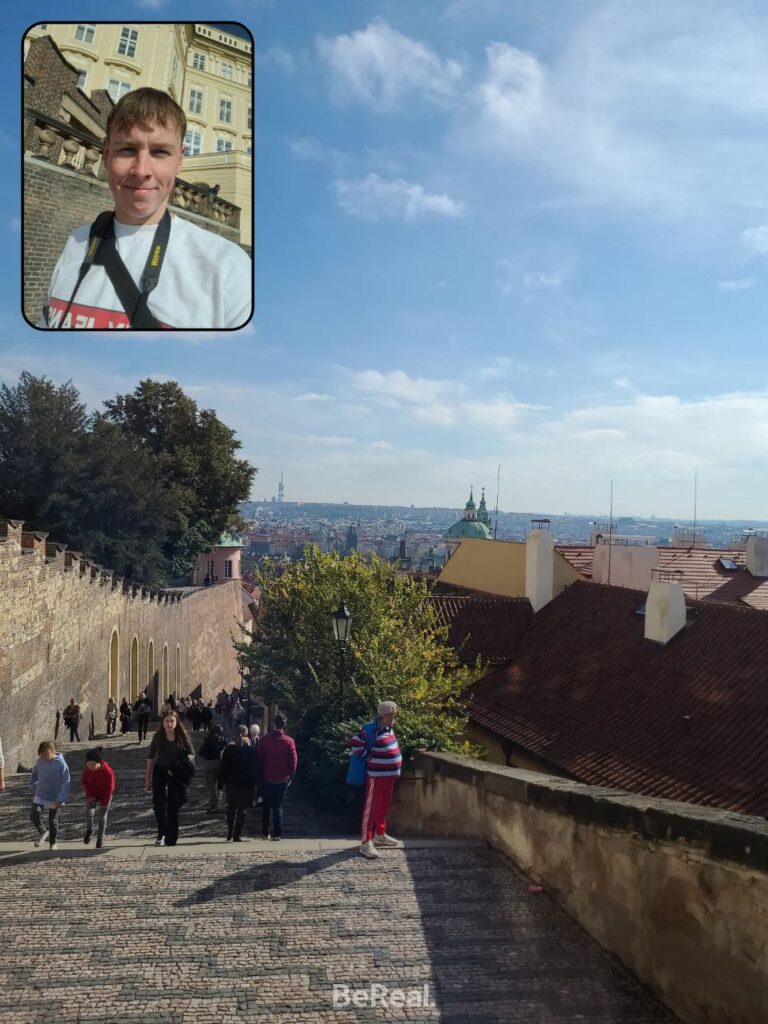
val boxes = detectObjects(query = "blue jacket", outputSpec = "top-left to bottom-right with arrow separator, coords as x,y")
30,754 -> 71,804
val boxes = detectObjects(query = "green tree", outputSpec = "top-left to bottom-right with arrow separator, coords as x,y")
236,546 -> 482,791
0,372 -> 89,531
102,380 -> 255,577
0,373 -> 256,586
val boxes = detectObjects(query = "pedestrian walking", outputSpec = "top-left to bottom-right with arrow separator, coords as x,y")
198,723 -> 227,811
257,714 -> 297,841
201,701 -> 213,730
351,701 -> 403,860
81,748 -> 116,848
134,691 -> 152,743
189,699 -> 202,732
144,710 -> 195,847
63,699 -> 82,742
219,725 -> 259,841
248,724 -> 260,749
30,741 -> 70,851
119,697 -> 132,735
105,697 -> 118,736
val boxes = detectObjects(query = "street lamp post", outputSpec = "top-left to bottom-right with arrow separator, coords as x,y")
331,601 -> 353,701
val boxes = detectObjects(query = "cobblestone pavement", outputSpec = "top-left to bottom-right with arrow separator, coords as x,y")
0,734 -> 678,1023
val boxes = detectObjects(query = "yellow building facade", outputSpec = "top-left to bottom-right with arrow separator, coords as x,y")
26,22 -> 253,246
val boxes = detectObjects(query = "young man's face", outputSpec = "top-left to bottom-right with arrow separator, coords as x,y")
103,121 -> 184,226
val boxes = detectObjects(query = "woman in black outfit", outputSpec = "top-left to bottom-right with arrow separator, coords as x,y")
218,725 -> 259,842
134,691 -> 152,743
119,697 -> 132,735
143,711 -> 194,847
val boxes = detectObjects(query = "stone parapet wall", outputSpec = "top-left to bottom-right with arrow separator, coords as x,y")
391,752 -> 768,1024
0,521 -> 241,771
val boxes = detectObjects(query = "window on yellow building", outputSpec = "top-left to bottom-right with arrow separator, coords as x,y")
189,88 -> 203,115
118,27 -> 139,58
74,24 -> 95,45
218,98 -> 232,124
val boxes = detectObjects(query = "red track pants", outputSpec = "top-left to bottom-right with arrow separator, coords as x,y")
360,774 -> 396,843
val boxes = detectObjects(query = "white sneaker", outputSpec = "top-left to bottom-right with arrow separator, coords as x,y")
155,836 -> 165,847
373,833 -> 402,848
359,840 -> 381,860
49,844 -> 59,851
34,830 -> 50,848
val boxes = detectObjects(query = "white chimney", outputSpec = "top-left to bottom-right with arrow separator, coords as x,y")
526,521 -> 554,612
644,576 -> 686,644
745,534 -> 768,577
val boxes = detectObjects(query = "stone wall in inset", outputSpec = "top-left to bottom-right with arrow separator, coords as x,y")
0,520 -> 241,771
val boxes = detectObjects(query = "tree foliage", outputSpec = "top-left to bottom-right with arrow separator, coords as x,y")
236,546 -> 483,791
0,373 -> 256,586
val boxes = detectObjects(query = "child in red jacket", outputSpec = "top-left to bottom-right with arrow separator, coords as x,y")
81,748 -> 116,848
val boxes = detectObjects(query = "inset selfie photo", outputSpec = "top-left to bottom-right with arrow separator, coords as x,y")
23,21 -> 253,330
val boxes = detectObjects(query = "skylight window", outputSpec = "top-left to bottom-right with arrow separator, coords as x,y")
718,556 -> 738,571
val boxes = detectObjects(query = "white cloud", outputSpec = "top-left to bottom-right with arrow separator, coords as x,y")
289,138 -> 346,172
317,18 -> 462,110
333,174 -> 464,221
276,433 -> 354,446
497,259 -> 566,294
522,271 -> 564,290
348,368 -> 539,430
350,368 -> 460,406
717,277 -> 757,291
740,224 -> 768,254
458,4 -> 768,222
261,46 -> 295,74
369,440 -> 394,450
294,392 -> 334,402
473,357 -> 519,382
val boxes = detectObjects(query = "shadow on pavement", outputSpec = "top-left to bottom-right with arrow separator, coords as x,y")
175,848 -> 357,904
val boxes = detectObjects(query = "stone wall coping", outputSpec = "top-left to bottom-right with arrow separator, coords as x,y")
414,751 -> 768,871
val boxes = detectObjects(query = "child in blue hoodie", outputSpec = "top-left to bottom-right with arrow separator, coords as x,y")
30,741 -> 70,851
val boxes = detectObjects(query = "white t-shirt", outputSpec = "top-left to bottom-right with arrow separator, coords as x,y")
40,214 -> 252,330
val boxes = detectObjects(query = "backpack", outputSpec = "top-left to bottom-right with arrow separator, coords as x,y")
345,721 -> 378,787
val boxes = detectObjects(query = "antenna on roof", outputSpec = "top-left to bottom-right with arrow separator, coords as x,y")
692,470 -> 698,549
494,464 -> 501,539
607,479 -> 614,585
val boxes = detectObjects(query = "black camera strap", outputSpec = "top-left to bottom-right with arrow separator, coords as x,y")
57,210 -> 172,330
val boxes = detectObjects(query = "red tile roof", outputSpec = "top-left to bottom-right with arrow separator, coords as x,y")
468,580 -> 768,817
555,545 -> 593,578
556,544 -> 768,610
428,595 -> 533,666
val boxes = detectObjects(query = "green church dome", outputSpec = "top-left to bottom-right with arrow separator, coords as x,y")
446,487 -> 492,540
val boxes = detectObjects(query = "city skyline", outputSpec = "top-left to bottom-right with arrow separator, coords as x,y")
4,1 -> 768,517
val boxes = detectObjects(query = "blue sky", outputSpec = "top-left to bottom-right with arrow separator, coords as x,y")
4,1 -> 768,518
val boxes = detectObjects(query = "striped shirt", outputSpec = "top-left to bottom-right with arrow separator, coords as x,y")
350,725 -> 403,778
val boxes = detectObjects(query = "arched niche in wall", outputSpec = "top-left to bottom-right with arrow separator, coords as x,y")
130,635 -> 139,702
162,644 -> 169,701
108,628 -> 119,702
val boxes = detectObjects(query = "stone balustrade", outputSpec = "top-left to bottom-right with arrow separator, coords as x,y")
26,111 -> 240,230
